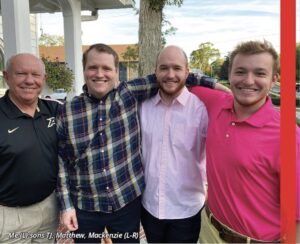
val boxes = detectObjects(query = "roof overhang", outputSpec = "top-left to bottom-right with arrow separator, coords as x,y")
0,0 -> 134,14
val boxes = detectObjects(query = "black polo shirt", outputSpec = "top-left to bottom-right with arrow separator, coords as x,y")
0,92 -> 60,206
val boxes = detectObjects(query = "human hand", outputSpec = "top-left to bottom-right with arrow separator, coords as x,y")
61,209 -> 78,231
215,83 -> 232,93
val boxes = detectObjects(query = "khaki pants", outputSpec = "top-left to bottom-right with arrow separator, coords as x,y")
0,192 -> 59,243
198,207 -> 226,243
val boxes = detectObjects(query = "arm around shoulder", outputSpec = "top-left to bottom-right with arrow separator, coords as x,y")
214,83 -> 232,93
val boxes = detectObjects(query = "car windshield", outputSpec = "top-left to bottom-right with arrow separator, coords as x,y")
55,89 -> 65,93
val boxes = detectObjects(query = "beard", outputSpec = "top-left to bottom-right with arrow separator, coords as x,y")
158,81 -> 185,98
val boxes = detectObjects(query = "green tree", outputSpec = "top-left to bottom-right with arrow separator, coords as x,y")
122,45 -> 139,80
42,57 -> 73,92
297,43 -> 300,82
39,33 -> 64,46
218,55 -> 230,80
161,19 -> 178,46
138,0 -> 183,76
210,58 -> 224,78
189,42 -> 220,76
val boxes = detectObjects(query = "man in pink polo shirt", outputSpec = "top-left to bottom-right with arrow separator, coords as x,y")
192,40 -> 300,242
140,45 -> 208,243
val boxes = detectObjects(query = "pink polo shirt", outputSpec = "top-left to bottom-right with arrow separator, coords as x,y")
140,87 -> 208,219
191,86 -> 300,241
297,128 -> 300,220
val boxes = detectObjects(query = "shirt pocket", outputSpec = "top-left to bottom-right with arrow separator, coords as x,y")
172,124 -> 199,150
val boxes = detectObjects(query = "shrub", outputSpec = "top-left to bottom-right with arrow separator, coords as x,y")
42,56 -> 73,92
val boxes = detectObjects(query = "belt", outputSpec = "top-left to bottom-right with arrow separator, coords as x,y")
0,202 -> 21,207
205,205 -> 279,243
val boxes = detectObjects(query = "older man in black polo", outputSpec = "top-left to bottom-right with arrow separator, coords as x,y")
0,53 -> 60,243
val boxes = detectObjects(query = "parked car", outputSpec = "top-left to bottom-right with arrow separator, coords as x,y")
45,88 -> 67,101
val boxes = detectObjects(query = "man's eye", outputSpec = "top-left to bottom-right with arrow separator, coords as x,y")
103,67 -> 113,71
16,73 -> 26,76
235,71 -> 244,74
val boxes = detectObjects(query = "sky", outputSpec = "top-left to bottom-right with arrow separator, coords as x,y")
38,0 -> 300,59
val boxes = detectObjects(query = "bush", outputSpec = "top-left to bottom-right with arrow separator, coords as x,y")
42,56 -> 73,92
271,97 -> 280,106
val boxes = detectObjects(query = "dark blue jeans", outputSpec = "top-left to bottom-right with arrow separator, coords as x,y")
141,206 -> 201,243
73,197 -> 141,243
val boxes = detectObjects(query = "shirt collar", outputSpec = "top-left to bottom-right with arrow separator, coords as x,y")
245,97 -> 276,127
82,83 -> 115,103
0,90 -> 43,119
154,86 -> 190,106
221,95 -> 276,127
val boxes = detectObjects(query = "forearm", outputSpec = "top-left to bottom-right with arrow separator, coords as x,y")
56,155 -> 74,211
215,82 -> 232,93
186,73 -> 216,88
127,74 -> 159,102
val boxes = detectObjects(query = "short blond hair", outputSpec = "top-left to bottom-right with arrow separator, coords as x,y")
229,40 -> 279,76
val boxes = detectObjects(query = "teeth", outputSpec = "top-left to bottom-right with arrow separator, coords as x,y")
93,80 -> 106,83
239,87 -> 257,91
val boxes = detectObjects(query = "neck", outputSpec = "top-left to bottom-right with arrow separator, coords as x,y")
159,88 -> 184,105
159,91 -> 174,105
8,93 -> 38,117
233,98 -> 267,121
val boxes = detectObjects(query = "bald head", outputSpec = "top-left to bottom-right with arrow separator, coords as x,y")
156,45 -> 188,69
155,45 -> 189,102
5,53 -> 46,75
3,53 -> 47,107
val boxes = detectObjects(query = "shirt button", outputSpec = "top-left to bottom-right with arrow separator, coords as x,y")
106,186 -> 109,190
225,134 -> 230,138
100,132 -> 102,136
99,118 -> 103,121
103,169 -> 106,172
101,149 -> 104,153
231,122 -> 236,126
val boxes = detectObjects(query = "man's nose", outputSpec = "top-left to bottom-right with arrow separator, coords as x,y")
244,72 -> 255,84
166,68 -> 176,78
24,74 -> 35,83
95,68 -> 105,77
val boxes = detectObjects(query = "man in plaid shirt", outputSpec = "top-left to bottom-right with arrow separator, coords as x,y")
56,43 -> 216,243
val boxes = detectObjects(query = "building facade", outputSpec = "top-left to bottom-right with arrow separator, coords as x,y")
0,14 -> 38,95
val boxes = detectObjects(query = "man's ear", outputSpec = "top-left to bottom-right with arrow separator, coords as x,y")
271,74 -> 279,89
185,68 -> 189,79
3,71 -> 8,81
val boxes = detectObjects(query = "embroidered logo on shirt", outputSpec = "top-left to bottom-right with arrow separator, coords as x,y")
47,117 -> 56,128
8,127 -> 19,133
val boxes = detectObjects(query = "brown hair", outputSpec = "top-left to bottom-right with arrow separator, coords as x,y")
229,40 -> 279,76
82,43 -> 119,70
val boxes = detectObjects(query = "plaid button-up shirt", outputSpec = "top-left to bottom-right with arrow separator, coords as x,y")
56,74 -> 214,212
